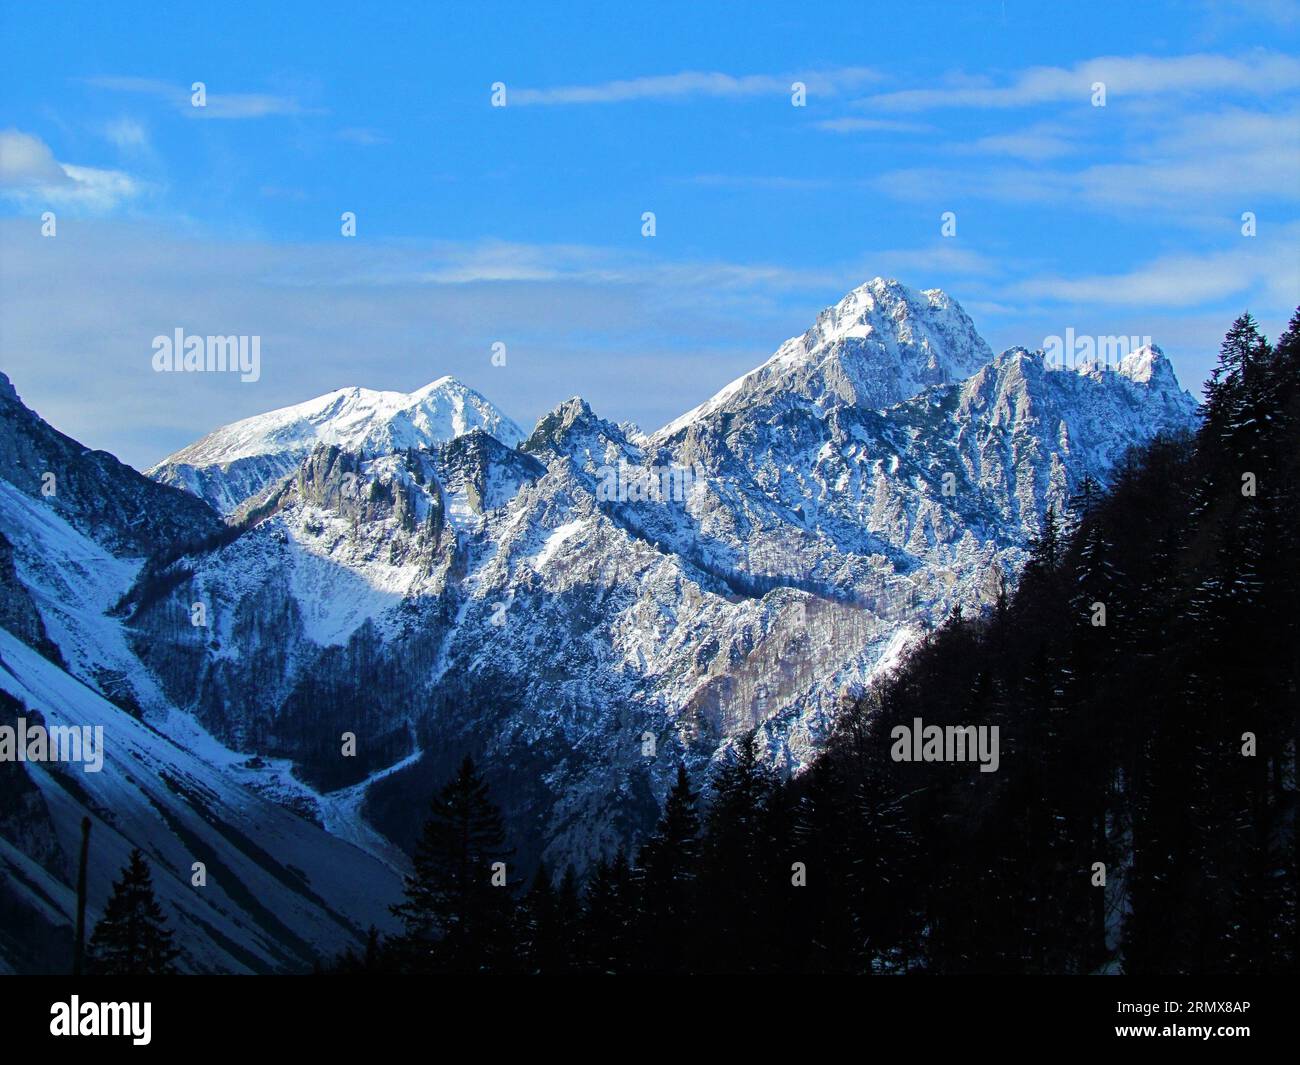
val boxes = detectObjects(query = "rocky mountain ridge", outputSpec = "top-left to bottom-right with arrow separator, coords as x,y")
114,278 -> 1198,873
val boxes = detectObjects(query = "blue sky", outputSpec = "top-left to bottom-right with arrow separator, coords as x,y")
1,0 -> 1298,468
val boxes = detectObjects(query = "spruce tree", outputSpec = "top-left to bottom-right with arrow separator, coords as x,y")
517,862 -> 581,973
87,849 -> 180,975
517,862 -> 561,974
636,763 -> 701,972
390,755 -> 515,973
583,849 -> 635,973
699,731 -> 774,972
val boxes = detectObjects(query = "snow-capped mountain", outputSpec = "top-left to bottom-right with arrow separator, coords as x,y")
148,377 -> 525,515
0,279 -> 1200,970
114,278 -> 1196,876
659,277 -> 993,437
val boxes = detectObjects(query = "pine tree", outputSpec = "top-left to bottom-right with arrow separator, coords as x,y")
515,862 -> 582,973
390,755 -> 515,973
1203,312 -> 1271,475
517,862 -> 561,974
788,756 -> 855,972
636,762 -> 701,972
555,864 -> 583,969
583,849 -> 635,973
87,849 -> 180,975
699,731 -> 775,972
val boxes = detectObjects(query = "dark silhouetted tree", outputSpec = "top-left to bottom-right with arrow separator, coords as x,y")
87,849 -> 180,975
390,755 -> 515,973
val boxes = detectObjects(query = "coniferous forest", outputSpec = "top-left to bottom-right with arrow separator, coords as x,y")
321,309 -> 1299,976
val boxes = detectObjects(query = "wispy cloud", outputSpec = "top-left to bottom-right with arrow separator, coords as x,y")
0,129 -> 66,185
0,129 -> 143,210
85,76 -> 323,118
860,52 -> 1300,111
508,68 -> 879,106
1194,0 -> 1300,31
685,173 -> 835,191
336,127 -> 390,146
103,117 -> 149,151
952,122 -> 1078,161
814,117 -> 932,134
267,236 -> 833,293
0,221 -> 843,466
1,217 -> 1287,469
875,105 -> 1300,214
1010,226 -> 1300,309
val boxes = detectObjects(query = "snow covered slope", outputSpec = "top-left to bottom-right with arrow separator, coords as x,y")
0,630 -> 402,973
148,376 -> 525,514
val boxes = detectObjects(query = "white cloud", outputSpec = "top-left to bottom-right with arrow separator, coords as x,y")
0,217 -> 1034,469
85,76 -> 321,119
336,127 -> 390,145
0,129 -> 142,210
1011,228 -> 1300,309
861,52 -> 1300,111
201,94 -> 320,119
953,123 -> 1078,161
51,165 -> 143,210
272,236 -> 830,293
508,68 -> 879,106
861,244 -> 1001,279
0,221 -> 848,467
1194,0 -> 1300,30
814,117 -> 932,134
0,129 -> 68,186
103,117 -> 149,151
3,212 -> 1287,473
874,105 -> 1300,214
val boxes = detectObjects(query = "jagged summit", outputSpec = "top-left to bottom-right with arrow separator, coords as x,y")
522,395 -> 631,463
1117,343 -> 1176,385
799,277 -> 985,355
149,376 -> 525,514
656,277 -> 993,439
1062,343 -> 1195,419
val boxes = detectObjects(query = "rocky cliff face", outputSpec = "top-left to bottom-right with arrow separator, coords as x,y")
111,278 -> 1197,873
0,531 -> 62,665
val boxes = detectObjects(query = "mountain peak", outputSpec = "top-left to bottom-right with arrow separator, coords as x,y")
656,277 -> 993,439
149,376 -> 524,514
522,396 -> 629,461
804,277 -> 986,357
1117,343 -> 1170,384
409,374 -> 460,398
